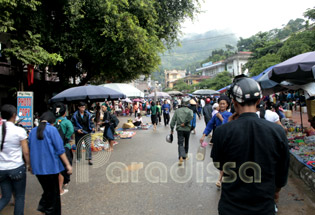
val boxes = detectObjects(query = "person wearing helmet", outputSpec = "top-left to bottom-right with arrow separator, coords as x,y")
170,97 -> 193,166
210,77 -> 289,215
202,98 -> 213,126
53,102 -> 74,195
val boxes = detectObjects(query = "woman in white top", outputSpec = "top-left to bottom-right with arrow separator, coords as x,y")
256,101 -> 286,129
133,113 -> 143,127
0,104 -> 30,215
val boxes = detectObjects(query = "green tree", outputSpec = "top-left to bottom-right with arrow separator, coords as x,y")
249,54 -> 281,77
1,0 -> 63,90
277,30 -> 314,61
197,71 -> 232,90
304,7 -> 315,21
1,0 -> 201,88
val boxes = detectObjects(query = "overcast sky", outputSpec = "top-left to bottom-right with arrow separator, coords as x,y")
181,0 -> 314,38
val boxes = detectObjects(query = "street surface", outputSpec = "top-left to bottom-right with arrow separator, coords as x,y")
2,112 -> 315,215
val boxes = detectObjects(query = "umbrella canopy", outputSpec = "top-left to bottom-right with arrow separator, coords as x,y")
148,92 -> 171,99
100,83 -> 144,98
122,98 -> 132,103
257,72 -> 293,95
167,90 -> 183,96
192,89 -> 220,96
50,85 -> 126,103
269,51 -> 315,84
133,98 -> 141,102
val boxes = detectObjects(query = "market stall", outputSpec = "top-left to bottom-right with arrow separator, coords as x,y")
257,52 -> 315,188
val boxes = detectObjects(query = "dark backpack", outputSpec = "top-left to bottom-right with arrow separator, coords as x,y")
111,115 -> 120,128
55,120 -> 67,146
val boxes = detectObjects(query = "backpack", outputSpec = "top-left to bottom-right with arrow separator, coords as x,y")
111,115 -> 120,128
55,119 -> 67,146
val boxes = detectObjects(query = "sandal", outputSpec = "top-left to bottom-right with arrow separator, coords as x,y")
60,189 -> 69,196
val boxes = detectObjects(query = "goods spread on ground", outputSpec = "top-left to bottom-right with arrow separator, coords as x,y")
286,119 -> 315,172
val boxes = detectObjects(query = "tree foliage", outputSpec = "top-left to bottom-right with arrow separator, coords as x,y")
0,0 -> 62,67
1,0 -> 201,87
197,71 -> 232,90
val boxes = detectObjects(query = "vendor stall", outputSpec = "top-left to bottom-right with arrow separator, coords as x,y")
286,121 -> 315,172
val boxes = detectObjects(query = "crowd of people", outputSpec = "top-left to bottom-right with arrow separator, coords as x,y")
169,77 -> 291,215
0,101 -> 121,214
0,82 -> 298,214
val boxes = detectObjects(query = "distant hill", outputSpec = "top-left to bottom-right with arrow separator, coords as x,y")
160,30 -> 238,70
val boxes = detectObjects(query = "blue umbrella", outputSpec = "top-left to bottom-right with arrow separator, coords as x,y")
269,51 -> 315,84
50,85 -> 126,102
257,72 -> 289,95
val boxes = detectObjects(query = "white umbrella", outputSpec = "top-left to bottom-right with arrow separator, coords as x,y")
148,92 -> 171,99
192,89 -> 220,96
100,83 -> 145,98
122,98 -> 132,103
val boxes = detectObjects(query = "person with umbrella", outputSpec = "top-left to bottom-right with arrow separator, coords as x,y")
71,102 -> 95,165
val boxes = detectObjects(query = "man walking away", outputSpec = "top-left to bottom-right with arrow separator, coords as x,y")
202,98 -> 212,126
162,100 -> 171,126
170,98 -> 193,166
211,77 -> 289,215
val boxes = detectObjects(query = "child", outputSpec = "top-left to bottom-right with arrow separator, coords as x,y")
133,113 -> 143,127
125,106 -> 130,116
199,95 -> 232,189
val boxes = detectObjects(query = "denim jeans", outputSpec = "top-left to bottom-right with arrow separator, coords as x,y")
0,164 -> 26,215
75,133 -> 92,160
177,130 -> 190,159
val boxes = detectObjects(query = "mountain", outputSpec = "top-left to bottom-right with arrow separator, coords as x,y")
160,30 -> 238,70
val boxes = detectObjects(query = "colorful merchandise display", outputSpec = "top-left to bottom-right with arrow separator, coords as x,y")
286,120 -> 315,172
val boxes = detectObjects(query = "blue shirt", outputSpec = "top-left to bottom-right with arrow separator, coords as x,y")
28,123 -> 65,175
162,104 -> 171,114
203,111 -> 232,136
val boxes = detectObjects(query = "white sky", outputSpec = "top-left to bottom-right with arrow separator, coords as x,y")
181,0 -> 314,38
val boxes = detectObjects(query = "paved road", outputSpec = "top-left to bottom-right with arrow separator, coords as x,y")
3,113 -> 315,215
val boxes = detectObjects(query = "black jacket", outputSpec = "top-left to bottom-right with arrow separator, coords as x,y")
211,112 -> 289,215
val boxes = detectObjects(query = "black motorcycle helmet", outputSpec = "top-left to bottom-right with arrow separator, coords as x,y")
229,77 -> 262,104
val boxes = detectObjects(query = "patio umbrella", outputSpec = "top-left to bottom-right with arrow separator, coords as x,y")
269,51 -> 315,85
148,92 -> 171,99
50,85 -> 126,103
257,72 -> 292,96
192,89 -> 220,96
167,90 -> 183,96
122,98 -> 132,103
100,83 -> 144,98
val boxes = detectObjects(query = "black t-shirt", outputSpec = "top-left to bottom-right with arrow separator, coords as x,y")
211,112 -> 289,215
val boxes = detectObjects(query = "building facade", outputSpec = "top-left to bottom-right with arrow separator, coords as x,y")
196,52 -> 252,78
164,70 -> 186,89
